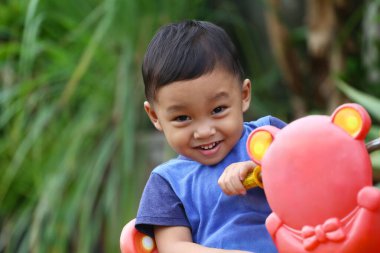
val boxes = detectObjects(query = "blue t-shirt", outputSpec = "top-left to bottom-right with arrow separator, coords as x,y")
136,116 -> 285,252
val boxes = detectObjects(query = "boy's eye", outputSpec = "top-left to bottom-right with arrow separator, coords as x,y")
212,106 -> 226,114
174,115 -> 190,122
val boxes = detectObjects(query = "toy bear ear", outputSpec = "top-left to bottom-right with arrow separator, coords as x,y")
331,103 -> 371,140
246,125 -> 280,165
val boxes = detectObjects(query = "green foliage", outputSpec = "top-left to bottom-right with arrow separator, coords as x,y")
337,80 -> 380,121
0,0 -> 204,252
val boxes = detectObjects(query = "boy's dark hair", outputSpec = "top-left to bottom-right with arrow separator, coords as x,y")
142,20 -> 245,102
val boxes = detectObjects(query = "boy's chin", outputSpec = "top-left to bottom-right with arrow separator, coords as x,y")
191,154 -> 225,166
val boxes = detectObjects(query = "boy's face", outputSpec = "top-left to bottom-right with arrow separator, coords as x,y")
144,68 -> 251,165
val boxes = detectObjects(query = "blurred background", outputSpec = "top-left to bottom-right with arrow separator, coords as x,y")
1,0 -> 380,252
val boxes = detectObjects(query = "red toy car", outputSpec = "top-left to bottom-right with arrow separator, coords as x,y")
247,103 -> 380,253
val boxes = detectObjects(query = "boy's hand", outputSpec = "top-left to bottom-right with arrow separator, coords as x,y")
218,161 -> 257,195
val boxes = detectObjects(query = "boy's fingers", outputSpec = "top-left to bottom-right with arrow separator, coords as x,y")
219,162 -> 257,195
218,169 -> 232,194
239,161 -> 256,181
224,183 -> 234,195
224,171 -> 237,195
219,168 -> 239,195
230,173 -> 246,195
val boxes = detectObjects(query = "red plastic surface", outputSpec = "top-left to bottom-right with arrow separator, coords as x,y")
247,103 -> 380,253
120,219 -> 158,253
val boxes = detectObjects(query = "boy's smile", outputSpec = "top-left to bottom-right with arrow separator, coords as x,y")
144,68 -> 251,165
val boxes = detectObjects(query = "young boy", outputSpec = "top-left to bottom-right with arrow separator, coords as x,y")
136,20 -> 285,253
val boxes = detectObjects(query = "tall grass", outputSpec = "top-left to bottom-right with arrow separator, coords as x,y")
0,0 -> 203,252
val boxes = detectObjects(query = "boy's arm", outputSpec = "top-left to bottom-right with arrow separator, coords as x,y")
154,226 -> 251,253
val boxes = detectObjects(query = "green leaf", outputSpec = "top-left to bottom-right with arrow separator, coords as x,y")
337,79 -> 380,121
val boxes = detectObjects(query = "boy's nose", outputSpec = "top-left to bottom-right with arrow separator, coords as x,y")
194,124 -> 216,139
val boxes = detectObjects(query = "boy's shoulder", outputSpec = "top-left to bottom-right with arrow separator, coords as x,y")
244,115 -> 286,132
152,156 -> 201,178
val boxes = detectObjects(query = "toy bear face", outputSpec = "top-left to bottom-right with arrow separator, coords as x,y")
247,104 -> 373,229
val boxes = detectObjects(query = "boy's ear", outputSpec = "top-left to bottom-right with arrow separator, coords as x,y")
144,101 -> 163,131
241,79 -> 251,112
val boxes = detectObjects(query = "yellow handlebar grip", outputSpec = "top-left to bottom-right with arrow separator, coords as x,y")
242,166 -> 263,189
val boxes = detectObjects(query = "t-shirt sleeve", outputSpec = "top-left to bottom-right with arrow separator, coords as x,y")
250,116 -> 287,131
269,116 -> 287,129
135,172 -> 190,237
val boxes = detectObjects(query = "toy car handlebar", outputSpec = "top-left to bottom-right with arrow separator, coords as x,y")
367,138 -> 380,153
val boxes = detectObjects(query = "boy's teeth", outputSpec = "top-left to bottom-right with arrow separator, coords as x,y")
201,142 -> 217,150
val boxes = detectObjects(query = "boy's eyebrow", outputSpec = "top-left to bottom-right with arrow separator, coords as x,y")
210,91 -> 230,100
166,104 -> 186,114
